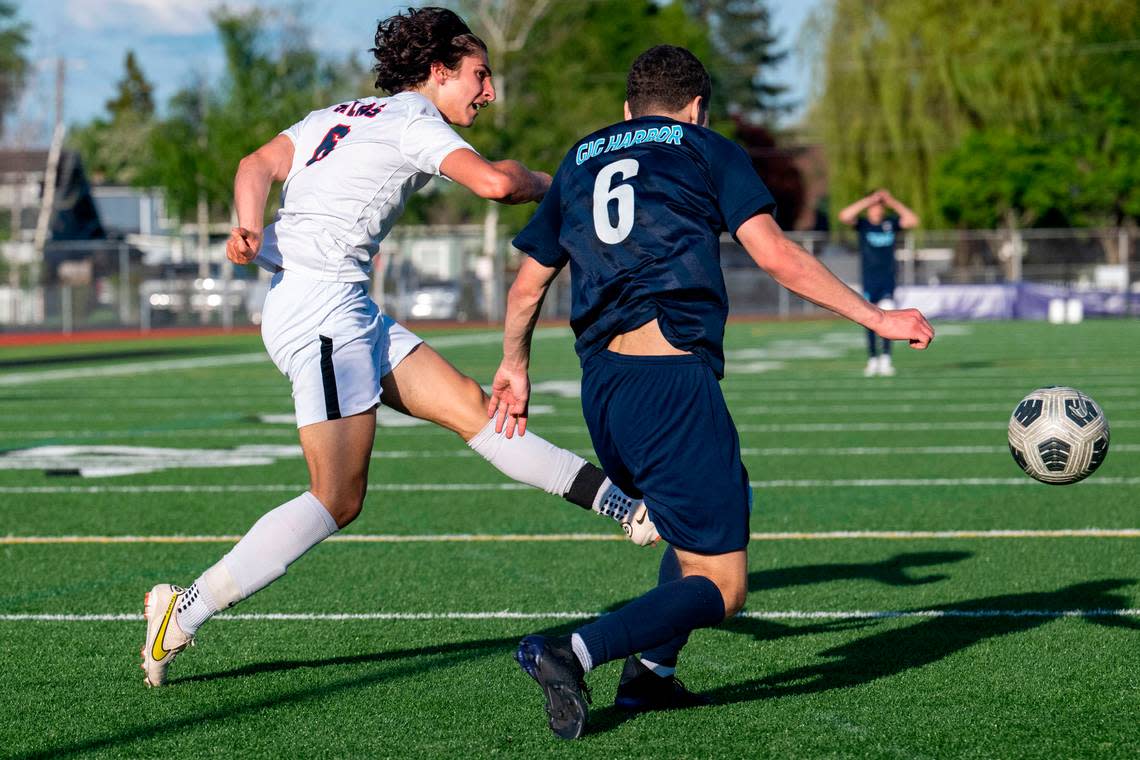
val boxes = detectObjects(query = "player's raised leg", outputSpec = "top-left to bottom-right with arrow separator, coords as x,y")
381,337 -> 658,544
141,412 -> 373,687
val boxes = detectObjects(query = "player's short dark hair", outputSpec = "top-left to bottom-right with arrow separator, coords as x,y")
371,7 -> 487,94
626,45 -> 712,118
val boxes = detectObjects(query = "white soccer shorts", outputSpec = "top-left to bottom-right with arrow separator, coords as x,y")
260,270 -> 423,428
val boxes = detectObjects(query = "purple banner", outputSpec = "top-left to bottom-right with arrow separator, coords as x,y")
895,284 -> 1139,320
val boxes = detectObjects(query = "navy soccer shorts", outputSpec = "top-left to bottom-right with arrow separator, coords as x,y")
580,351 -> 751,554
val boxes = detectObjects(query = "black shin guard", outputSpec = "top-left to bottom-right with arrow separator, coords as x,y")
564,462 -> 608,510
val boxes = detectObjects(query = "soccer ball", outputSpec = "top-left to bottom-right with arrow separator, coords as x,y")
1007,387 -> 1110,485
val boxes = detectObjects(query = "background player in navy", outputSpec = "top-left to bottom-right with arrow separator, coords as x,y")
838,188 -> 920,376
488,45 -> 934,739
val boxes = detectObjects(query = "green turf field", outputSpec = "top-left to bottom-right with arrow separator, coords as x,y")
1,319 -> 1137,758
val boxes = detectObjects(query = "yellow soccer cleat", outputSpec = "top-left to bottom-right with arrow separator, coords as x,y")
141,584 -> 194,687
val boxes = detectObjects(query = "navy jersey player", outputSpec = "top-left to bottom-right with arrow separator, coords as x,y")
839,188 -> 920,376
489,45 -> 934,739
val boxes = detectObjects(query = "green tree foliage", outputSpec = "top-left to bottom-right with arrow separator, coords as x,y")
932,3 -> 1140,229
140,8 -> 361,223
426,0 -> 713,228
808,0 -> 1140,228
934,93 -> 1140,229
105,50 -> 155,118
0,1 -> 29,137
685,0 -> 789,124
69,52 -> 156,184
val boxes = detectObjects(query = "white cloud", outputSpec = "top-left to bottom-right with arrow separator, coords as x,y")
63,0 -> 258,36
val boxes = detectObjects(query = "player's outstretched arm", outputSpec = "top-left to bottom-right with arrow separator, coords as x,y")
227,134 -> 294,264
738,214 -> 934,348
490,256 -> 562,437
440,148 -> 551,205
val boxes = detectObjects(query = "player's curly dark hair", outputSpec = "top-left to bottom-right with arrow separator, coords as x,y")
370,7 -> 487,94
626,45 -> 712,118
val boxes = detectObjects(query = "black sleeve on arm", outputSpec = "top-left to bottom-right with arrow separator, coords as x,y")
511,169 -> 569,269
710,139 -> 777,236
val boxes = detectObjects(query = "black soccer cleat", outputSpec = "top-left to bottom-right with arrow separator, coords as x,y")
515,634 -> 591,740
614,656 -> 712,712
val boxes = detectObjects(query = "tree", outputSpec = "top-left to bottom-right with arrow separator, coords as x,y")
933,92 -> 1140,231
684,0 -> 789,124
69,51 -> 157,184
106,51 -> 155,119
0,1 -> 29,138
431,0 -> 713,229
806,0 -> 1139,227
141,8 -> 359,224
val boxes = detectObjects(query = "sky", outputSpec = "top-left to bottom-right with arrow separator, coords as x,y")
6,0 -> 822,148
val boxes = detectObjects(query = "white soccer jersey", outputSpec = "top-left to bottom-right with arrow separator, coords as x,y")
256,92 -> 475,282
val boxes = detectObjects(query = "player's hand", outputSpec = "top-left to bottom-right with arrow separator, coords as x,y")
487,363 -> 531,438
227,227 -> 262,264
874,308 -> 934,349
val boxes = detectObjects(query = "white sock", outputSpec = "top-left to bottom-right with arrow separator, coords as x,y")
467,418 -> 584,496
638,658 -> 676,677
571,632 -> 594,673
174,580 -> 216,636
176,491 -> 337,634
593,478 -> 639,522
176,560 -> 244,636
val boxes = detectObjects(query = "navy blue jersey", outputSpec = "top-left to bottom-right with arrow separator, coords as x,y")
856,215 -> 900,292
513,116 -> 775,378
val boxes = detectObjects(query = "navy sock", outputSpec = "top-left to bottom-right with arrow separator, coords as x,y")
881,338 -> 892,356
637,546 -> 690,668
865,328 -> 878,357
575,573 -> 725,670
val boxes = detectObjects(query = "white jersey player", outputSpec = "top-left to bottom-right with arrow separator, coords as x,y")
141,7 -> 657,689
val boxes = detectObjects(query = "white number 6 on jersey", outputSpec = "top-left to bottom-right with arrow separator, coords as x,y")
592,158 -> 639,244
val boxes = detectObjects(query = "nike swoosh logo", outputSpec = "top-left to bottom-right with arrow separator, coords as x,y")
635,512 -> 647,525
151,593 -> 179,661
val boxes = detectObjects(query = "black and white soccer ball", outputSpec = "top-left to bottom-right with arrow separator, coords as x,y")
1007,387 -> 1109,485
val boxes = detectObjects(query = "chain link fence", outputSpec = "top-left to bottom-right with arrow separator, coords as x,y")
1,227 -> 1136,333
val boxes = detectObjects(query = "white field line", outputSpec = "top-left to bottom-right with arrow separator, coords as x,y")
5,476 -> 1139,496
738,444 -> 1140,456
737,421 -> 1140,432
2,609 -> 1138,623
723,388 -> 1140,401
737,401 -> 1140,416
7,421 -> 1139,440
0,353 -> 270,386
0,329 -> 570,388
726,374 -> 1140,385
5,386 -> 1138,408
2,444 -> 1138,466
3,529 -> 1139,545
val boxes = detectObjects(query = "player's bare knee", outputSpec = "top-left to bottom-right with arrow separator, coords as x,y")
327,496 -> 363,528
311,482 -> 366,528
454,376 -> 492,441
705,571 -> 747,618
720,583 -> 747,618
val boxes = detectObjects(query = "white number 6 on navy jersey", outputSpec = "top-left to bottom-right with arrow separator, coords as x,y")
592,158 -> 639,244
